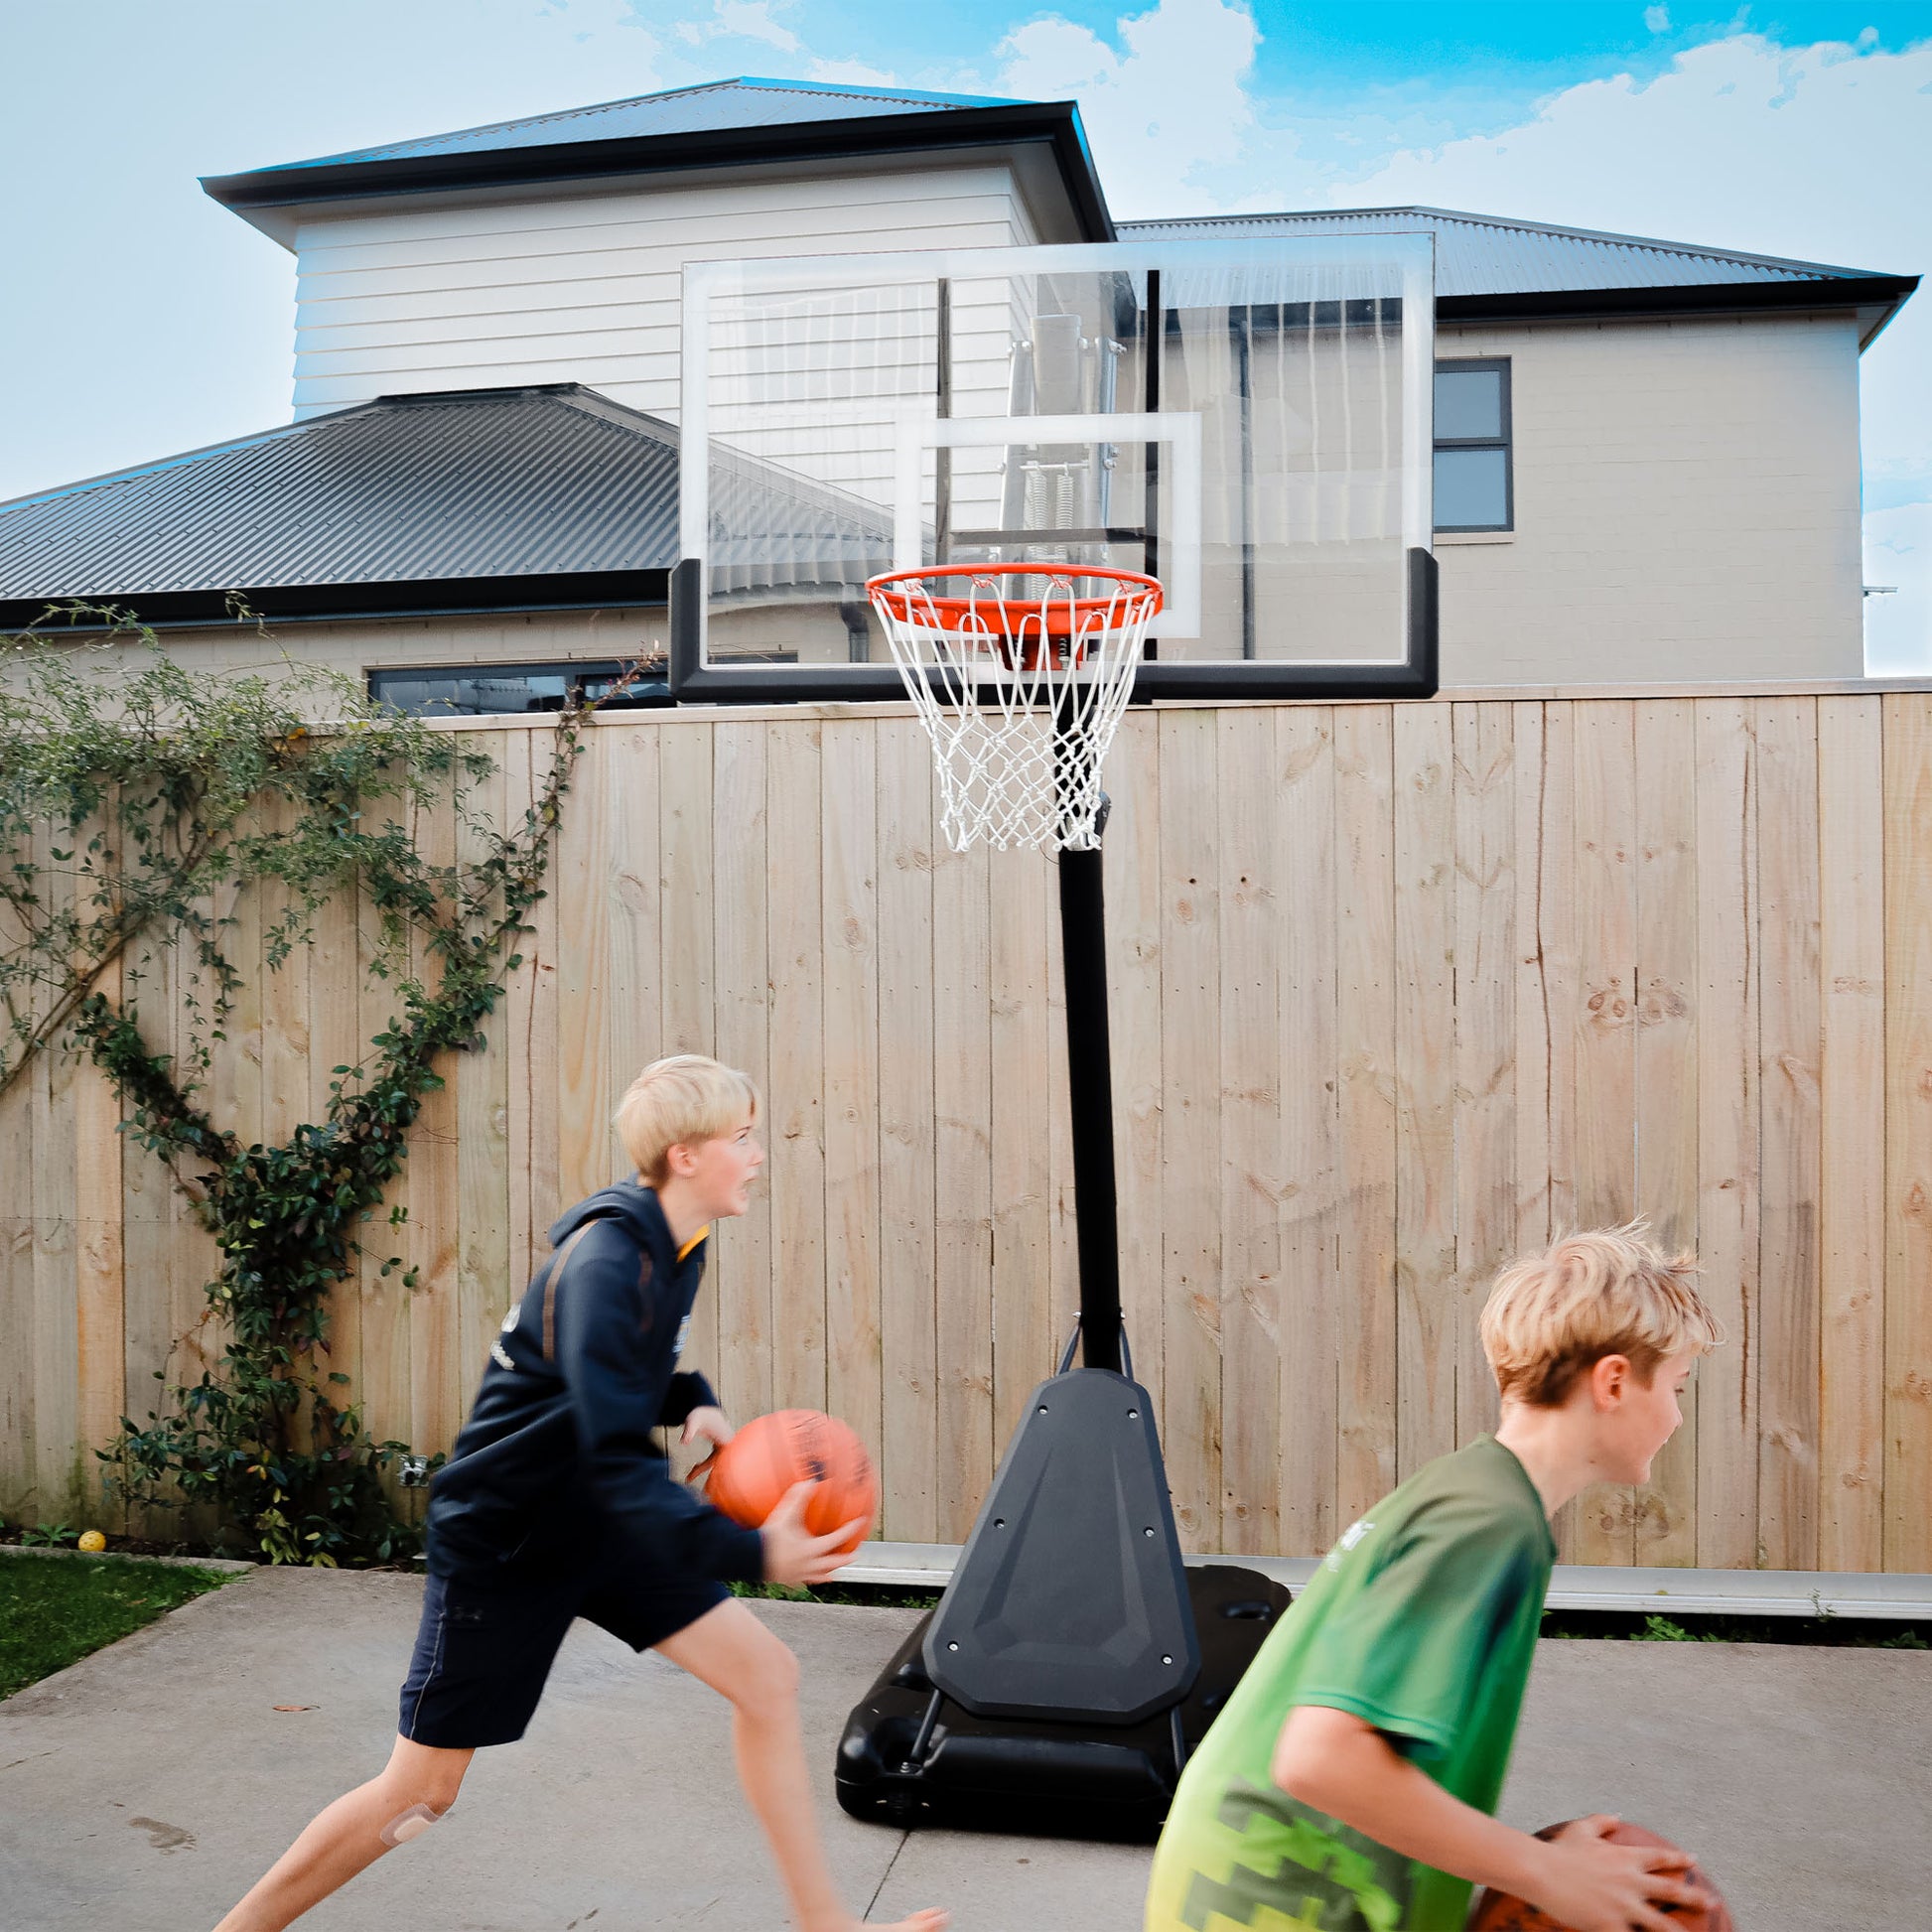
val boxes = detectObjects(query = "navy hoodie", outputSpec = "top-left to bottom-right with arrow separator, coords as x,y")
424,1178 -> 765,1587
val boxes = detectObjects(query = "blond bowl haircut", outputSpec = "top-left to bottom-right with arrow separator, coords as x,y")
614,1055 -> 761,1186
1479,1221 -> 1725,1408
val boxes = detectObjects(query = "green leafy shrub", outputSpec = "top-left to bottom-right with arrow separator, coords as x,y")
4,610 -> 617,1563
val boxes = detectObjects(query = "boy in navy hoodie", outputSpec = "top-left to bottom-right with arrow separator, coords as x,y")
213,1055 -> 946,1932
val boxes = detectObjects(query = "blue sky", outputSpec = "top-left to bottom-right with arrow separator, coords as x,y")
2,1 -> 1928,665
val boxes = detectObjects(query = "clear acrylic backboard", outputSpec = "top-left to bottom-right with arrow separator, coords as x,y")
671,232 -> 1437,701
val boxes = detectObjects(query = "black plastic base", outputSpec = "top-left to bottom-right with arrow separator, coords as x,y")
834,1564 -> 1293,1843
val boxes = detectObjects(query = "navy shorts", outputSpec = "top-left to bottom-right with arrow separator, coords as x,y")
398,1564 -> 729,1748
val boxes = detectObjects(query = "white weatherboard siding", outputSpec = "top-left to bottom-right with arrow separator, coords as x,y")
292,163 -> 1043,420
1435,311 -> 1864,685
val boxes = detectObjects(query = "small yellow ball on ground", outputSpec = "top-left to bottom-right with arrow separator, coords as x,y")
76,1530 -> 107,1552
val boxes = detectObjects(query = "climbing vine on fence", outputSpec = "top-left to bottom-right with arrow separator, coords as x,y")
2,609 -> 612,1563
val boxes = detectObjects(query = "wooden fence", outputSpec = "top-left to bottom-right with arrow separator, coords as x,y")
4,687 -> 1930,1572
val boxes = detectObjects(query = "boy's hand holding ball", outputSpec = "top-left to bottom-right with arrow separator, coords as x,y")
757,1480 -> 870,1587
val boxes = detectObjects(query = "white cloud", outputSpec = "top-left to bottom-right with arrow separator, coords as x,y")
995,0 -> 1300,216
1645,6 -> 1671,33
680,0 -> 800,54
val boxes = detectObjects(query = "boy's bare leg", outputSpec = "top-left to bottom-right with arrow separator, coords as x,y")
656,1599 -> 947,1932
210,1735 -> 473,1932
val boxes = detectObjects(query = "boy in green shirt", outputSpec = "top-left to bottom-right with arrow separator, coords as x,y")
1145,1224 -> 1724,1932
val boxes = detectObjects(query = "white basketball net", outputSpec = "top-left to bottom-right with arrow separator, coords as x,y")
868,567 -> 1161,853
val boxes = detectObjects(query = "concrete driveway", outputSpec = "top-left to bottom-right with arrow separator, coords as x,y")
1,1565 -> 1927,1930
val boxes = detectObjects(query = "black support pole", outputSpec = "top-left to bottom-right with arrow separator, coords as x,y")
1057,842 -> 1124,1374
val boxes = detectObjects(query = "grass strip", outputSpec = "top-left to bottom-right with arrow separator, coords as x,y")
0,1554 -> 236,1698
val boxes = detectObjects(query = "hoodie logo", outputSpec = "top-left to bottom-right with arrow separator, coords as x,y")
490,1302 -> 519,1370
673,1313 -> 690,1363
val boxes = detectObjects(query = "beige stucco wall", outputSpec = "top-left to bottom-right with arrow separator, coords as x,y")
1434,309 -> 1865,686
31,608 -> 665,697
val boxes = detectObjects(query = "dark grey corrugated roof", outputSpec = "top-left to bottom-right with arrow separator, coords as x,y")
1119,206 -> 1899,296
245,77 -> 1021,175
0,383 -> 890,609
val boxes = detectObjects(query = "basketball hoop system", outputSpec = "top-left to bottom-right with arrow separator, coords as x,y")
867,564 -> 1161,853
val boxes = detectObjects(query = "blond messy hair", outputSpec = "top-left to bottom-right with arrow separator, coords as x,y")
1480,1221 -> 1724,1408
614,1054 -> 760,1185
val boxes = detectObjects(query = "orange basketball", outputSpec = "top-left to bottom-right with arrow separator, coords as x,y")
704,1409 -> 879,1557
1467,1820 -> 1733,1931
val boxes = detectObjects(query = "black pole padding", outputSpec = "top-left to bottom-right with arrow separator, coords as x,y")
1057,843 -> 1124,1374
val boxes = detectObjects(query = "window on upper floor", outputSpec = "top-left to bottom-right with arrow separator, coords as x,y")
1434,359 -> 1512,533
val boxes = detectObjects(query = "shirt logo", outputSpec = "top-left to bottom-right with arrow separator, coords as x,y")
1326,1518 -> 1375,1572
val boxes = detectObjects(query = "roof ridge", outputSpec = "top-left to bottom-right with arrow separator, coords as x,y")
1118,204 -> 1876,280
240,74 -> 1017,178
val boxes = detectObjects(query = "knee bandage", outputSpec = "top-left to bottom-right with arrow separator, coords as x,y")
379,1802 -> 445,1848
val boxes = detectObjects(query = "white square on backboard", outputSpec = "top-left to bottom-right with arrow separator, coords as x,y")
893,411 -> 1203,639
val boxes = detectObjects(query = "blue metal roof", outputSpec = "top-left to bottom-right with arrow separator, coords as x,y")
246,77 -> 1024,176
0,384 -> 889,612
1119,206 -> 1900,297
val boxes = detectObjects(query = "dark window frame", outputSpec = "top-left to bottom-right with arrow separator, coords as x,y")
1434,357 -> 1513,534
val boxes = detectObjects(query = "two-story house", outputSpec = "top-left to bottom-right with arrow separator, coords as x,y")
0,76 -> 1915,702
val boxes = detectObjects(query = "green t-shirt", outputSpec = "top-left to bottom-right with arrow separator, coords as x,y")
1145,1437 -> 1556,1932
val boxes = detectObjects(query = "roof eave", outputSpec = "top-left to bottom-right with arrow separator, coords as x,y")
0,567 -> 672,635
1438,273 -> 1919,342
203,99 -> 1114,243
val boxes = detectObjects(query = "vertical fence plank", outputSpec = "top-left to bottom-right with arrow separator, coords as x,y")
712,722 -> 772,1424
1512,702 -> 1555,1254
1817,697 -> 1886,1569
33,819 -> 80,1518
1755,697 -> 1823,1572
1452,703 -> 1514,1448
1217,709 -> 1282,1555
556,724 -> 612,1208
456,754 -> 512,1438
121,911 -> 180,1538
1332,705 -> 1397,1526
821,720 -> 882,1500
607,721 -> 663,1097
766,721 -> 827,1416
74,951 -> 126,1526
988,837 -> 1051,1453
1160,709 -> 1223,1552
1695,698 -> 1760,1569
876,720 -> 936,1539
1634,699 -> 1701,1566
499,733 -> 540,1297
931,813 -> 992,1539
1278,708 -> 1339,1554
1394,705 -> 1457,1478
523,728 -> 564,1254
1883,694 -> 1932,1572
0,1078 -> 34,1517
659,722 -> 717,1426
409,782 -> 464,1458
1570,703 -> 1639,1564
356,785 -> 413,1512
1108,713 -> 1166,1433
